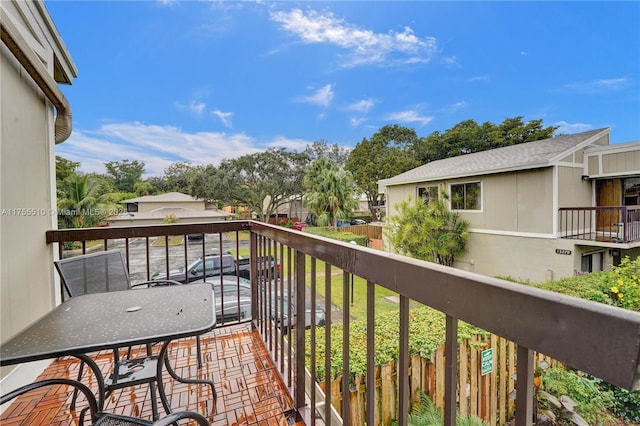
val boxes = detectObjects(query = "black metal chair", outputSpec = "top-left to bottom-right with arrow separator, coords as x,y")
53,250 -> 203,420
0,378 -> 211,425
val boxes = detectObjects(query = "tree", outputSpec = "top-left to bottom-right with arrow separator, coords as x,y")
386,193 -> 469,267
190,164 -> 228,204
222,148 -> 309,221
160,161 -> 200,193
415,116 -> 558,164
56,156 -> 80,199
345,125 -> 420,221
303,159 -> 359,230
104,160 -> 145,193
303,140 -> 350,169
57,174 -> 106,229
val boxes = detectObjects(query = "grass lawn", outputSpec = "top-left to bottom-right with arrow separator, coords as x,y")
226,246 -> 400,321
225,231 -> 250,241
151,235 -> 183,246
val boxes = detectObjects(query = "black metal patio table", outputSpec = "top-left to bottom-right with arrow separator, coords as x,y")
0,284 -> 216,420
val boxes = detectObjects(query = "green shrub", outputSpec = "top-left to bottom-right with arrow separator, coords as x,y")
539,368 -> 615,425
304,227 -> 368,246
530,256 -> 640,313
407,391 -> 489,426
306,306 -> 489,382
596,256 -> 640,311
596,380 -> 640,423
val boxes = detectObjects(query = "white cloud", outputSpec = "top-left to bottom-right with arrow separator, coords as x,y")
350,117 -> 367,127
175,100 -> 207,117
554,121 -> 593,134
300,84 -> 335,108
270,8 -> 438,67
212,109 -> 233,127
265,136 -> 312,151
56,122 -> 261,177
447,101 -> 468,113
564,78 -> 629,93
386,110 -> 433,126
347,99 -> 374,113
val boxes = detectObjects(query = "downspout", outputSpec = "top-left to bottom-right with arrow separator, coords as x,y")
1,9 -> 72,144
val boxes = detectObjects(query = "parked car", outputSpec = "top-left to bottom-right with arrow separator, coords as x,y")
196,276 -> 326,329
291,222 -> 308,231
152,253 -> 280,283
351,219 -> 367,225
187,233 -> 204,241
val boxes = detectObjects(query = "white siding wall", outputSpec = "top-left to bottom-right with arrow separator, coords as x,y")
0,2 -> 75,389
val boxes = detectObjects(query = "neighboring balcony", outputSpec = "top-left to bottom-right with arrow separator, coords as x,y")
4,220 -> 639,425
559,205 -> 640,244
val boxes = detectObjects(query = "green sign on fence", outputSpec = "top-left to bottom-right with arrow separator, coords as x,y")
481,348 -> 493,375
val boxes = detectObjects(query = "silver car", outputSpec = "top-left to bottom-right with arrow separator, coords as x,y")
199,276 -> 326,329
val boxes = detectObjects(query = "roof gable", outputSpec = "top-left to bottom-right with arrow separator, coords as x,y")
380,128 -> 609,186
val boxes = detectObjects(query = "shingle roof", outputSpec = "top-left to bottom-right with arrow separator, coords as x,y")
120,192 -> 200,203
380,128 -> 609,186
108,207 -> 232,221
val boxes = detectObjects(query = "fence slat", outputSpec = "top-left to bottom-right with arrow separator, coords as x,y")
325,333 -> 566,425
499,337 -> 507,425
459,340 -> 468,418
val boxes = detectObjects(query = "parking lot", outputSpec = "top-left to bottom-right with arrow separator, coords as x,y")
94,234 -> 344,323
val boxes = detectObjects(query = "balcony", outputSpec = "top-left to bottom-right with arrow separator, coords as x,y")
559,206 -> 640,243
3,220 -> 640,425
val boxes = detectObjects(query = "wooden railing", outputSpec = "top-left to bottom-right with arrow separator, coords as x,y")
559,205 -> 640,243
46,220 -> 640,426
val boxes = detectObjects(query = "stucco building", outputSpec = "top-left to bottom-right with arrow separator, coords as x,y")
380,128 -> 640,282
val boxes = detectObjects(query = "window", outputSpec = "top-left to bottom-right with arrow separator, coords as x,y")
417,186 -> 438,204
623,177 -> 640,206
581,251 -> 603,273
450,182 -> 481,210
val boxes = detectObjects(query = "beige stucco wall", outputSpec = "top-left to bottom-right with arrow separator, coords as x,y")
455,233 -> 615,282
386,168 -> 555,234
137,201 -> 204,213
557,166 -> 592,207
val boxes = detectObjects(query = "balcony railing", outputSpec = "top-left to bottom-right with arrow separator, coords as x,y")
46,220 -> 640,426
559,206 -> 640,243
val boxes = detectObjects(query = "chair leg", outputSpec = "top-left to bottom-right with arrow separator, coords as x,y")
70,361 -> 85,411
196,336 -> 202,369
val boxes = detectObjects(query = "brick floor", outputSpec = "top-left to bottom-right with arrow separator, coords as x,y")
1,323 -> 305,425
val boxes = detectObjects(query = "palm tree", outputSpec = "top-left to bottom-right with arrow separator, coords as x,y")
57,174 -> 104,228
386,192 -> 469,267
303,159 -> 359,231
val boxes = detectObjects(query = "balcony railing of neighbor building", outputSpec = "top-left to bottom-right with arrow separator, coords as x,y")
46,220 -> 640,426
559,206 -> 640,243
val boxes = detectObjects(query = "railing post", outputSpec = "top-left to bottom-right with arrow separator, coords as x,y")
342,271 -> 351,426
444,315 -> 458,426
515,345 -> 534,426
295,250 -> 306,410
366,280 -> 375,426
398,295 -> 409,426
250,231 -> 258,327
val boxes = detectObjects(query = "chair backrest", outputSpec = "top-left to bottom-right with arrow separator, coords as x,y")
54,250 -> 132,298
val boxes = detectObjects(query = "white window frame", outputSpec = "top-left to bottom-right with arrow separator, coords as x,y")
449,181 -> 482,211
417,185 -> 439,204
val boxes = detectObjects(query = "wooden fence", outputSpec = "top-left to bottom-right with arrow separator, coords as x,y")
336,224 -> 383,240
319,334 -> 561,425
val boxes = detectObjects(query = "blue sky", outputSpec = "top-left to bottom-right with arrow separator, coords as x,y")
47,1 -> 640,177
